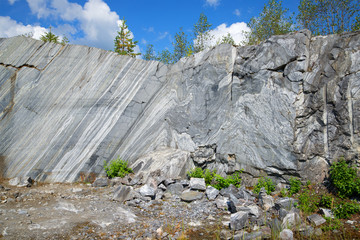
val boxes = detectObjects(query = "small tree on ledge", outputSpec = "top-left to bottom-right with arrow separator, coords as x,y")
114,18 -> 140,58
40,27 -> 59,44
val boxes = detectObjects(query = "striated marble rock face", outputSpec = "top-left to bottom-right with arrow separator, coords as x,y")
0,30 -> 359,183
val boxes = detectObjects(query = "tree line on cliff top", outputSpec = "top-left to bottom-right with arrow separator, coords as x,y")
40,0 -> 359,63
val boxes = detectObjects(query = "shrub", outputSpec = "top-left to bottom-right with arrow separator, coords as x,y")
212,171 -> 242,190
330,158 -> 360,198
298,189 -> 320,214
254,177 -> 276,195
288,177 -> 302,195
103,157 -> 133,178
187,167 -> 216,185
319,194 -> 334,209
333,201 -> 360,219
187,167 -> 204,179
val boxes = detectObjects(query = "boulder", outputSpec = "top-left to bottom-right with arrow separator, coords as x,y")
92,178 -> 108,187
139,184 -> 156,199
205,186 -> 219,200
113,185 -> 138,202
189,178 -> 206,191
230,211 -> 249,230
279,229 -> 293,240
180,191 -> 203,202
282,212 -> 301,229
166,183 -> 184,195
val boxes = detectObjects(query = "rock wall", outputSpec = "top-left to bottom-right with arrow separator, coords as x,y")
0,30 -> 359,183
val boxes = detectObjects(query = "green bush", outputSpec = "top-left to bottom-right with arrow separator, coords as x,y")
333,201 -> 360,219
288,177 -> 302,195
330,158 -> 360,198
187,167 -> 242,190
254,177 -> 276,195
212,171 -> 242,190
187,167 -> 204,178
298,189 -> 320,214
103,157 -> 133,178
319,194 -> 334,209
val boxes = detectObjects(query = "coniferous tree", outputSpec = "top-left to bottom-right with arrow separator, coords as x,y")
143,44 -> 157,61
40,27 -> 59,44
114,18 -> 140,57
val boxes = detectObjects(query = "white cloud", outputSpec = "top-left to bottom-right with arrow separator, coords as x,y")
158,31 -> 169,40
206,0 -> 220,7
0,16 -> 47,39
234,9 -> 241,17
8,0 -> 18,5
207,22 -> 250,46
21,0 -> 132,51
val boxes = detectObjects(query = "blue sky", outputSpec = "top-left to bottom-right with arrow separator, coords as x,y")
0,0 -> 300,54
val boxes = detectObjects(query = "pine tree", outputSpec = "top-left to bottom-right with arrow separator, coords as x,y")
114,18 -> 140,57
193,13 -> 213,53
143,44 -> 157,61
40,27 -> 59,44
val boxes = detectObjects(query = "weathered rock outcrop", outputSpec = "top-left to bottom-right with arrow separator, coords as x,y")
0,30 -> 359,183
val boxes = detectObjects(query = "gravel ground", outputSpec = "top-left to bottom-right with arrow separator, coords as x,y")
0,180 -> 231,239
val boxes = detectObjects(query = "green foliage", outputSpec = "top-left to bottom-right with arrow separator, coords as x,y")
103,157 -> 133,178
157,49 -> 172,64
172,27 -> 190,63
321,217 -> 343,231
60,36 -> 69,46
114,18 -> 140,58
193,13 -> 213,53
319,194 -> 334,208
330,158 -> 360,198
298,189 -> 320,214
143,44 -> 157,61
280,188 -> 289,197
245,0 -> 294,45
212,172 -> 242,190
254,177 -> 276,195
297,0 -> 360,35
40,27 -> 59,44
204,169 -> 216,185
288,177 -> 302,195
217,33 -> 235,45
187,167 -> 242,190
187,167 -> 205,179
333,201 -> 360,219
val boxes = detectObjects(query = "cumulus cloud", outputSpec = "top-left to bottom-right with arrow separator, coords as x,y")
19,0 -> 134,51
0,16 -> 47,39
205,0 -> 220,7
208,22 -> 250,46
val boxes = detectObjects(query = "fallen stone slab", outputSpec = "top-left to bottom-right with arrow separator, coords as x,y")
180,191 -> 203,202
307,214 -> 326,226
113,185 -> 139,202
139,184 -> 156,198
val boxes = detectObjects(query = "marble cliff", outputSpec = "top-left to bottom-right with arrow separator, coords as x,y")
0,29 -> 359,184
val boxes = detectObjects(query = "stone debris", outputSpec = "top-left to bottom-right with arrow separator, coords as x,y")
307,214 -> 326,226
189,177 -> 206,191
